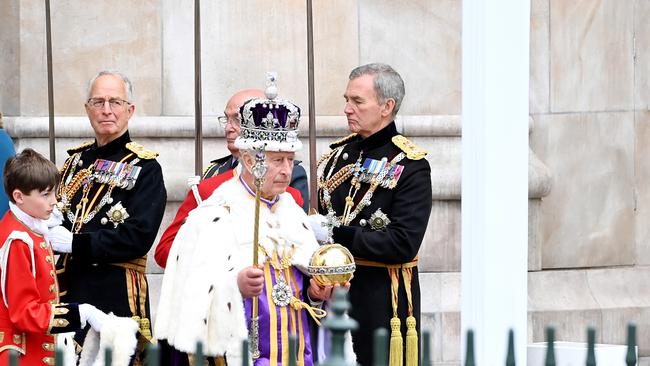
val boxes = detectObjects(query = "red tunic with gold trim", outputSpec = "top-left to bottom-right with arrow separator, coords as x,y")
0,211 -> 81,366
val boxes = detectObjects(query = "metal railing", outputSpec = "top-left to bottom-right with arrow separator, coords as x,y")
461,324 -> 638,366
4,288 -> 640,365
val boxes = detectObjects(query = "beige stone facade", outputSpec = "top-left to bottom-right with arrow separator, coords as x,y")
1,0 -> 649,364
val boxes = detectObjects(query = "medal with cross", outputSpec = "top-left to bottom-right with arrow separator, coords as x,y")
323,210 -> 341,244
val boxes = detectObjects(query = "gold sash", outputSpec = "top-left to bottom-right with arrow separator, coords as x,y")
355,258 -> 419,366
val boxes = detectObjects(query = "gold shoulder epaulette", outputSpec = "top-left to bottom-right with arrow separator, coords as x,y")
66,140 -> 94,155
329,133 -> 358,149
392,135 -> 427,160
126,142 -> 159,160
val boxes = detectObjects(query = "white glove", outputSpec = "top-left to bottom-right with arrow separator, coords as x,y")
48,225 -> 73,253
79,304 -> 109,333
45,206 -> 63,228
187,175 -> 202,204
187,175 -> 201,187
307,214 -> 329,243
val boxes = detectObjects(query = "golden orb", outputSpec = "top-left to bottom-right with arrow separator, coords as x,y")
308,244 -> 355,287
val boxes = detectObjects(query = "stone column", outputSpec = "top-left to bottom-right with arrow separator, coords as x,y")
461,0 -> 530,364
0,0 -> 20,115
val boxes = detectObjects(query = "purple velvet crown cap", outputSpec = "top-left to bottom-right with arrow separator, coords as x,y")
235,73 -> 303,152
244,101 -> 300,130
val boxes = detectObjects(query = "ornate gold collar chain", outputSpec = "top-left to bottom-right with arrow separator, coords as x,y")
258,243 -> 297,307
318,150 -> 406,227
258,243 -> 296,271
59,153 -> 136,233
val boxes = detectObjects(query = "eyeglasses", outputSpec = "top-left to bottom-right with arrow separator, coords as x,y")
218,115 -> 241,127
86,97 -> 131,110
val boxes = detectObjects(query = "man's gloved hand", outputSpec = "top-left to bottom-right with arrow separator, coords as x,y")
187,175 -> 202,204
79,304 -> 109,333
45,206 -> 64,228
48,225 -> 73,253
237,266 -> 264,298
307,214 -> 328,243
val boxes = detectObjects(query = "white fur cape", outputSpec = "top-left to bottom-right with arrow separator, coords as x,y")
155,178 -> 319,363
77,315 -> 139,366
57,314 -> 139,366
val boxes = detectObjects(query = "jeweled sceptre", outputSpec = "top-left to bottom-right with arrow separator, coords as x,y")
249,148 -> 266,360
249,72 -> 278,360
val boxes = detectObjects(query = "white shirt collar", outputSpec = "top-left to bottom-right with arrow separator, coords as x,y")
9,202 -> 48,236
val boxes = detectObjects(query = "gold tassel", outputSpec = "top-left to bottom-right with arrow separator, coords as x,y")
389,316 -> 403,366
138,317 -> 153,341
405,316 -> 418,366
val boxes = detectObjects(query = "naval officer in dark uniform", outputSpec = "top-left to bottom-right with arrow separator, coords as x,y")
315,63 -> 432,366
52,70 -> 167,365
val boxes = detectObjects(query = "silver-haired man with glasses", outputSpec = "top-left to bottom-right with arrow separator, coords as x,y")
204,89 -> 265,178
84,72 -> 135,146
53,70 -> 167,364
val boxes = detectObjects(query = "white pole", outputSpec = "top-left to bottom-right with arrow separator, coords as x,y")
461,0 -> 530,364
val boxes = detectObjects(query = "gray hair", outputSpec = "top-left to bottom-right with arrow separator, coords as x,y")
349,63 -> 405,117
86,70 -> 134,102
239,149 -> 255,159
239,149 -> 260,177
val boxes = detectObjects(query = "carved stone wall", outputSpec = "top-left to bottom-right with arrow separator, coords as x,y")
2,0 -> 650,364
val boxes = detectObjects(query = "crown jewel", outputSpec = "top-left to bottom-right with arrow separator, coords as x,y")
235,72 -> 302,152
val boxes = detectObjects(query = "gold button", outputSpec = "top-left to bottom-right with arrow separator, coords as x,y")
40,241 -> 48,249
43,356 -> 55,365
45,256 -> 52,263
50,269 -> 55,277
42,342 -> 54,351
13,334 -> 21,344
53,306 -> 69,315
112,210 -> 123,221
48,300 -> 55,305
48,284 -> 56,293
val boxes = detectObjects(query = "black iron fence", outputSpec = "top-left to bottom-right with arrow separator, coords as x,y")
4,288 -> 641,365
